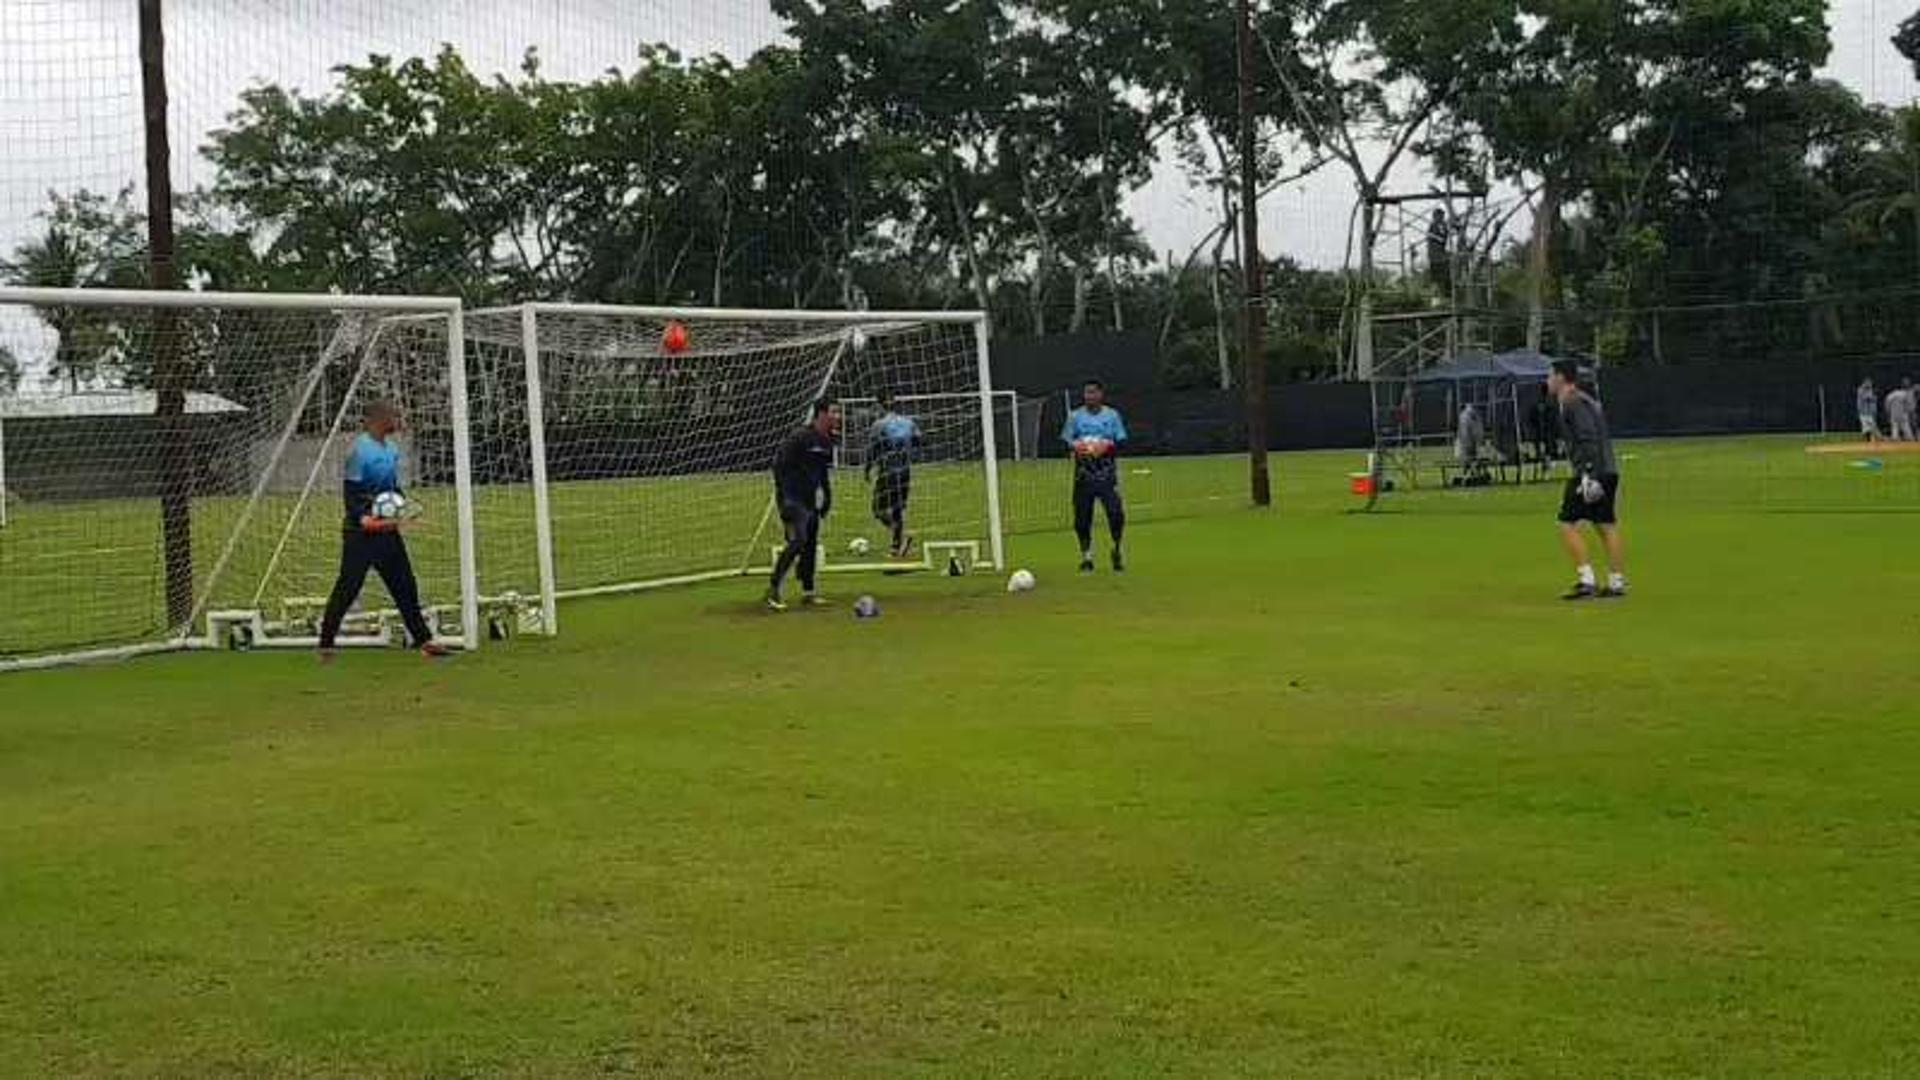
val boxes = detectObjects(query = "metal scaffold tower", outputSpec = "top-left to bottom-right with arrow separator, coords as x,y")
1348,127 -> 1559,500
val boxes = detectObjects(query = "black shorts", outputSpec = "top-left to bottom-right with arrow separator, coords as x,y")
1558,473 -> 1621,525
872,469 -> 910,518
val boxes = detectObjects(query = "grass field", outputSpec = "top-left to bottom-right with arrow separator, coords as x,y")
4,437 -> 1919,1078
0,452 -> 1249,658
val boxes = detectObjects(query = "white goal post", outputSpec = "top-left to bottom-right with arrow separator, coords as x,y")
0,287 -> 479,672
464,303 -> 1004,636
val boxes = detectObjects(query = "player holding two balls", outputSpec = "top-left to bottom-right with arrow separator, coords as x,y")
1061,379 -> 1128,573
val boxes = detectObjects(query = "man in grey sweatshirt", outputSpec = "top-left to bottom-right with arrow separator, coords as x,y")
1550,360 -> 1626,600
1887,379 -> 1916,442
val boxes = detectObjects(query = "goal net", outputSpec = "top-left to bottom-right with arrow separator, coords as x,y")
0,287 -> 478,669
838,392 -> 1045,468
463,304 -> 1003,632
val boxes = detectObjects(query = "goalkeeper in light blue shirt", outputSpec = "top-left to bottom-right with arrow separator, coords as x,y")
317,401 -> 446,660
864,393 -> 923,558
1061,379 -> 1128,572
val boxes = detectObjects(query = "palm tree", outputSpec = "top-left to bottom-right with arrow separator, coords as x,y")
0,189 -> 147,393
1842,107 -> 1920,287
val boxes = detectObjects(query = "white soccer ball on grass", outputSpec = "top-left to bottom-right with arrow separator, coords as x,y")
848,536 -> 872,557
1007,569 -> 1037,593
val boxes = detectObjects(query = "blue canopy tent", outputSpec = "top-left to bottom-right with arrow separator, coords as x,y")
1408,348 -> 1557,384
1370,348 -> 1575,494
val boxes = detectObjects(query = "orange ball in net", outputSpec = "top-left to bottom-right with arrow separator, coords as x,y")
661,320 -> 691,354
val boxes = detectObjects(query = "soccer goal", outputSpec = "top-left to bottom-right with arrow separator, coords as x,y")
462,303 -> 1004,634
0,287 -> 479,671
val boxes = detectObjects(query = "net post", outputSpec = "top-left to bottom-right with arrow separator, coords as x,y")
447,307 -> 481,651
972,316 -> 1006,570
520,305 -> 560,635
0,403 -> 8,529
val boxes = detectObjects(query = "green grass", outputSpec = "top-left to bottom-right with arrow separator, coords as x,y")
3,439 -> 1919,1077
1,453 -> 1248,658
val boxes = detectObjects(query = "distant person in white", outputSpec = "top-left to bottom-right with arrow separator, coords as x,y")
1857,378 -> 1882,441
1455,403 -> 1485,467
1887,379 -> 1917,442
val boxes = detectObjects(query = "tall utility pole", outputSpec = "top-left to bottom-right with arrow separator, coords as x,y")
141,0 -> 191,626
1237,0 -> 1271,506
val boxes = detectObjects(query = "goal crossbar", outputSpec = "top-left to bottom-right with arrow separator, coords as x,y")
473,302 -> 986,325
0,286 -> 461,314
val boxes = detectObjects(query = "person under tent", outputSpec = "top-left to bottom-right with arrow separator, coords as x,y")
1453,402 -> 1490,486
1886,379 -> 1916,442
1858,378 -> 1883,441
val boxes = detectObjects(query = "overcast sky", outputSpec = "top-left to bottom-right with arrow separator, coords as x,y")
2,0 -> 1917,285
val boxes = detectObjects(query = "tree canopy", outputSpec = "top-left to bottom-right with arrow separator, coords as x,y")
5,0 -> 1917,392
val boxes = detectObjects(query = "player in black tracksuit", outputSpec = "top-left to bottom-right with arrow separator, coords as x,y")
1549,360 -> 1628,600
767,399 -> 843,610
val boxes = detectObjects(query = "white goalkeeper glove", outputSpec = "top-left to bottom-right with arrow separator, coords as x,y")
1577,473 -> 1605,504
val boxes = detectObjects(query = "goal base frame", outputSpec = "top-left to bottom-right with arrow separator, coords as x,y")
751,536 -> 995,579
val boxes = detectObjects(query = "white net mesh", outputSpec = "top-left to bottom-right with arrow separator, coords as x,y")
838,392 -> 1043,468
0,292 -> 468,663
464,306 -> 998,609
0,3 -> 788,291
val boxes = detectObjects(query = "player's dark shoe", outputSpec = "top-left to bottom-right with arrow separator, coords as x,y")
1111,548 -> 1125,573
317,648 -> 338,665
1561,582 -> 1599,601
420,642 -> 454,660
1598,584 -> 1629,600
764,592 -> 788,613
1079,554 -> 1096,573
801,593 -> 830,608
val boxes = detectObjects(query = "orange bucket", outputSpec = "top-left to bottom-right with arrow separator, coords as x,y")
1349,472 -> 1376,497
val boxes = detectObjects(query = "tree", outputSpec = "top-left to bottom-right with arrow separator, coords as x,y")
1837,105 -> 1920,288
1045,0 -> 1310,385
777,0 -> 1022,316
1451,0 -> 1644,349
1257,0 -> 1522,374
994,2 -> 1164,335
205,41 -> 919,312
207,48 -> 531,298
1896,9 -> 1920,78
709,45 -> 905,309
1454,0 -> 1834,361
1,189 -> 147,391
